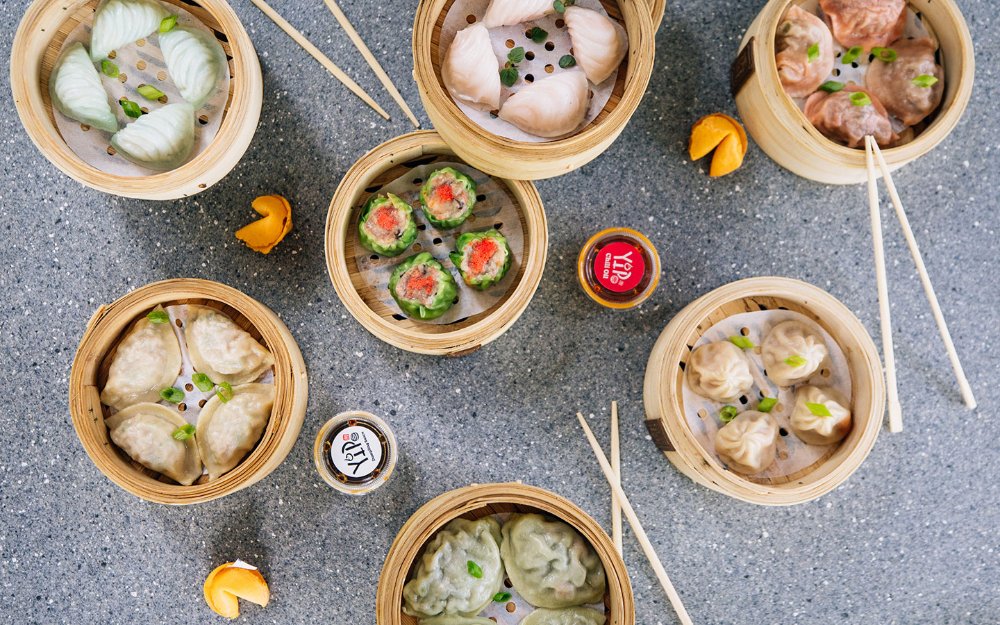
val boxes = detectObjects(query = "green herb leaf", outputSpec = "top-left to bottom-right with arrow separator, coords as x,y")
553,0 -> 566,13
529,27 -> 548,44
819,80 -> 845,93
841,46 -> 863,65
911,74 -> 939,88
216,382 -> 234,403
807,42 -> 820,63
806,402 -> 833,417
494,592 -> 512,603
558,54 -> 576,69
159,14 -> 178,33
467,560 -> 483,578
720,405 -> 739,423
500,67 -> 519,88
100,59 -> 119,78
160,387 -> 185,403
119,98 -> 143,118
172,424 -> 196,441
136,84 -> 165,101
728,335 -> 754,349
146,309 -> 169,324
757,397 -> 778,413
508,46 -> 525,64
192,372 -> 215,392
849,91 -> 872,107
872,47 -> 897,63
784,354 -> 808,367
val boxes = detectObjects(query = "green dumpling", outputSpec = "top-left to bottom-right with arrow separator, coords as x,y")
419,167 -> 477,229
388,252 -> 458,320
358,193 -> 418,256
449,229 -> 511,290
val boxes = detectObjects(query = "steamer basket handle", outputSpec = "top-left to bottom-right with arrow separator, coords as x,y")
731,36 -> 757,98
644,417 -> 676,452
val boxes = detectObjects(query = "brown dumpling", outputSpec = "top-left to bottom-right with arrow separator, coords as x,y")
775,5 -> 835,98
805,85 -> 898,148
866,37 -> 944,126
819,0 -> 906,50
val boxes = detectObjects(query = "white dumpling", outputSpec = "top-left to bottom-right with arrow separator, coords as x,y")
89,0 -> 169,61
185,305 -> 274,385
761,320 -> 829,386
501,513 -> 606,609
443,24 -> 501,110
686,341 -> 753,402
521,607 -> 607,625
714,410 -> 778,474
160,26 -> 227,109
49,42 -> 118,133
100,305 -> 182,410
197,383 -> 273,479
499,70 -> 589,138
105,402 -> 202,485
563,7 -> 628,85
482,0 -> 555,28
790,385 -> 852,445
110,102 -> 196,170
419,616 -> 497,625
403,517 -> 504,618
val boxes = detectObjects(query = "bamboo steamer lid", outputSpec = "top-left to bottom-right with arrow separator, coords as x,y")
377,483 -> 635,625
11,0 -> 263,199
643,277 -> 885,505
69,279 -> 308,505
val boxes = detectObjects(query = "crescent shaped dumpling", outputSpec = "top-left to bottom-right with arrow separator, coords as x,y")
105,402 -> 202,485
714,410 -> 778,474
482,0 -> 555,28
185,305 -> 274,386
499,70 -> 590,138
419,617 -> 498,625
564,6 -> 628,85
686,341 -> 754,402
790,385 -> 853,445
89,0 -> 169,61
443,24 -> 502,110
818,0 -> 906,50
159,26 -> 227,109
197,383 -> 274,480
100,305 -> 182,410
865,38 -> 944,127
775,5 -> 835,98
110,102 -> 196,170
521,607 -> 607,625
761,320 -> 829,386
49,42 -> 119,133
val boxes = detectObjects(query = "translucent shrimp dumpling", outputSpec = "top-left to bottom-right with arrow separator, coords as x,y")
866,38 -> 944,126
111,102 -> 196,171
49,42 -> 119,133
804,85 -> 897,148
89,0 -> 170,61
197,383 -> 274,479
160,26 -> 228,109
100,305 -> 182,410
185,305 -> 274,386
761,320 -> 829,386
686,341 -> 753,402
443,24 -> 501,110
790,385 -> 853,445
714,410 -> 778,474
775,5 -> 835,98
105,403 -> 203,485
818,0 -> 906,50
521,608 -> 607,625
499,70 -> 590,138
564,6 -> 628,85
482,0 -> 555,28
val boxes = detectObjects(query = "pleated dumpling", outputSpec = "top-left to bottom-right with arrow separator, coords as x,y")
499,70 -> 589,138
790,385 -> 853,445
714,410 -> 778,474
686,341 -> 754,402
521,607 -> 607,625
564,6 -> 628,85
160,26 -> 227,109
403,517 -> 504,618
865,37 -> 944,126
185,305 -> 274,385
419,617 -> 498,625
196,383 -> 273,479
761,320 -> 829,386
49,42 -> 119,133
501,513 -> 606,609
110,102 -> 196,170
775,5 -> 835,98
106,402 -> 202,485
482,0 -> 555,28
443,24 -> 501,110
89,0 -> 170,61
818,0 -> 906,50
100,305 -> 182,410
804,85 -> 897,148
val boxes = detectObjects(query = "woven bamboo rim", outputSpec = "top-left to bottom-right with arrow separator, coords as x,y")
732,0 -> 974,185
11,0 -> 263,199
376,483 -> 634,625
412,0 -> 655,180
324,130 -> 547,356
643,277 -> 885,505
68,279 -> 308,505
646,0 -> 666,32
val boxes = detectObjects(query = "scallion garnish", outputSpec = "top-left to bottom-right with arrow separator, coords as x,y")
160,387 -> 185,403
841,46 -> 863,65
819,80 -> 845,93
146,309 -> 169,324
871,47 -> 897,63
192,372 -> 215,392
849,91 -> 872,107
494,592 -> 512,602
528,27 -> 548,44
216,382 -> 234,403
159,15 -> 178,33
807,42 -> 820,63
136,84 -> 165,101
720,405 -> 739,423
100,59 -> 119,78
119,98 -> 143,118
171,424 -> 196,441
558,54 -> 576,69
784,354 -> 808,367
758,397 -> 778,413
911,74 -> 939,88
728,335 -> 754,349
806,402 -> 833,417
467,560 -> 483,578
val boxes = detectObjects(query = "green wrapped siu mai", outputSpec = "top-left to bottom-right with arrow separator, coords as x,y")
358,193 -> 417,256
388,252 -> 458,320
450,230 -> 511,290
419,167 -> 477,229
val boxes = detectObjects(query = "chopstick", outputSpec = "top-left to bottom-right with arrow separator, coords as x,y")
610,401 -> 623,557
322,0 -> 420,128
248,0 -> 391,120
865,136 -> 904,432
576,413 -> 695,625
869,141 -> 977,410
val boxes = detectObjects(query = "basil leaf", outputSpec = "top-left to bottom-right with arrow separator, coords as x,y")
728,335 -> 754,349
160,387 -> 185,404
171,424 -> 196,441
499,67 -> 519,87
192,373 -> 215,392
146,309 -> 169,324
467,560 -> 483,579
558,54 -> 576,69
720,405 -> 739,423
508,46 -> 525,64
757,397 -> 778,413
529,27 -> 548,44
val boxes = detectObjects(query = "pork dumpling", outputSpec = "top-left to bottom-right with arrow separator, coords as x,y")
790,385 -> 852,445
443,24 -> 501,110
419,617 -> 497,625
403,518 -> 504,618
185,305 -> 274,385
714,410 -> 778,474
521,608 -> 607,625
499,70 -> 589,138
49,42 -> 119,133
818,0 -> 906,50
100,305 -> 182,410
482,0 -> 555,28
761,320 -> 829,387
564,6 -> 628,85
686,341 -> 753,402
501,513 -> 606,609
804,85 -> 897,148
160,26 -> 227,109
89,0 -> 170,61
110,102 -> 196,170
865,37 -> 944,126
775,5 -> 835,98
105,402 -> 202,485
196,383 -> 274,479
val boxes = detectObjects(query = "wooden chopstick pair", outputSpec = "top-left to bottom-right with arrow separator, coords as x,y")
248,0 -> 419,126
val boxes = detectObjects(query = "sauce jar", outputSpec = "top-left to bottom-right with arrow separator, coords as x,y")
577,227 -> 661,309
313,411 -> 398,495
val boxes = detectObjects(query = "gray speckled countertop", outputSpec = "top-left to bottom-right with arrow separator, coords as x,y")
1,0 -> 998,624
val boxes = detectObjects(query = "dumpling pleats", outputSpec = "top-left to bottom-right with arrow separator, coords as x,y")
159,26 -> 227,109
89,0 -> 170,61
185,305 -> 274,386
110,102 -> 196,170
714,410 -> 778,474
100,305 -> 182,410
196,383 -> 273,480
49,42 -> 119,133
443,24 -> 502,110
564,6 -> 628,85
520,607 -> 607,625
482,0 -> 555,29
865,37 -> 943,127
499,70 -> 590,138
775,5 -> 835,98
105,402 -> 202,485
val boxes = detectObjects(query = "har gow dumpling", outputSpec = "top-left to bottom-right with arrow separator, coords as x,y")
89,0 -> 170,62
482,0 -> 555,28
521,607 -> 607,625
105,402 -> 202,485
160,26 -> 227,109
443,24 -> 501,110
110,102 -> 196,171
100,305 -> 182,410
49,42 -> 119,133
686,341 -> 753,402
790,385 -> 852,445
865,38 -> 944,127
196,383 -> 274,479
499,70 -> 589,138
185,305 -> 274,386
761,320 -> 829,386
775,5 -> 835,98
564,6 -> 628,85
714,410 -> 778,474
818,0 -> 906,50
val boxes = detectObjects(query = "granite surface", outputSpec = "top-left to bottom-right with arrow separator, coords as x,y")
1,0 -> 998,624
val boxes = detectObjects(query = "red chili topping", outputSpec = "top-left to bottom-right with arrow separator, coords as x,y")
468,238 -> 498,274
405,272 -> 437,296
433,183 -> 455,204
373,205 -> 398,231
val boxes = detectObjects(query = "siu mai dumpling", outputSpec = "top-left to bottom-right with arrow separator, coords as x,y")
100,305 -> 182,410
160,26 -> 227,109
89,0 -> 170,61
686,341 -> 754,403
564,6 -> 628,85
49,42 -> 119,133
866,38 -> 944,126
106,402 -> 202,485
818,0 -> 906,50
790,385 -> 853,445
804,85 -> 897,148
196,383 -> 274,479
111,102 -> 196,170
499,70 -> 589,138
443,24 -> 501,110
761,320 -> 829,386
482,0 -> 555,28
185,305 -> 274,386
775,5 -> 835,98
714,410 -> 778,474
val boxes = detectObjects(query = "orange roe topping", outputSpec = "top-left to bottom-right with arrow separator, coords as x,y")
405,272 -> 437,296
434,183 -> 455,204
468,238 -> 499,274
373,205 -> 398,231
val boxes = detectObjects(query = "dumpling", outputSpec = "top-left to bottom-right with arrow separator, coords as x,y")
761,320 -> 829,386
501,513 -> 606,609
105,402 -> 202,485
482,0 -> 555,28
419,617 -> 497,625
865,37 -> 944,126
499,70 -> 589,138
100,305 -> 182,410
443,24 -> 501,110
196,383 -> 274,479
403,517 -> 504,618
564,7 -> 628,85
714,410 -> 778,474
49,42 -> 119,133
804,85 -> 897,148
521,608 -> 606,625
159,26 -> 227,109
89,0 -> 170,61
818,0 -> 906,50
686,341 -> 753,402
775,5 -> 835,98
790,385 -> 852,445
185,305 -> 274,385
110,102 -> 196,170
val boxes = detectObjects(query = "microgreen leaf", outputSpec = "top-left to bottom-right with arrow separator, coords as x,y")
720,405 -> 739,423
728,335 -> 754,349
172,424 -> 196,440
508,46 -> 525,64
806,402 -> 833,417
849,91 -> 872,107
757,397 -> 778,413
119,98 -> 143,118
500,67 -> 519,87
529,27 -> 548,44
911,74 -> 939,88
160,387 -> 184,403
159,15 -> 178,33
494,592 -> 512,602
136,84 -> 165,101
558,54 -> 576,69
467,560 -> 483,578
192,373 -> 214,392
841,46 -> 863,65
784,354 -> 808,367
146,309 -> 169,324
819,80 -> 845,93
807,42 -> 820,63
100,59 -> 119,78
553,0 -> 566,13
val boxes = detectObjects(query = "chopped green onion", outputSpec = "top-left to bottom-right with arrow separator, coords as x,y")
100,59 -> 119,78
757,397 -> 778,413
499,66 -> 519,88
467,560 -> 483,578
146,309 -> 169,324
720,405 -> 739,423
192,372 -> 215,392
728,335 -> 754,350
508,47 -> 525,64
911,74 -> 939,88
807,42 -> 820,63
216,382 -> 234,403
819,80 -> 845,93
849,91 -> 872,107
528,27 -> 548,44
160,387 -> 185,403
494,592 -> 512,602
841,46 -> 863,65
136,84 -> 165,101
558,54 -> 576,69
806,402 -> 833,417
119,98 -> 143,118
872,47 -> 897,63
172,424 -> 196,441
784,354 -> 808,367
159,15 -> 178,33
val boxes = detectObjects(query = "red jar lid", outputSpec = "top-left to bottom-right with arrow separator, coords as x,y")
578,228 -> 661,309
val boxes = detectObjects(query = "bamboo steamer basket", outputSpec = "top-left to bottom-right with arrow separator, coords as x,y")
412,0 -> 655,180
646,0 -> 666,32
69,279 -> 308,505
325,131 -> 547,357
11,0 -> 263,200
377,483 -> 634,625
643,277 -> 885,505
732,0 -> 974,185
